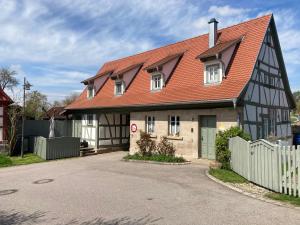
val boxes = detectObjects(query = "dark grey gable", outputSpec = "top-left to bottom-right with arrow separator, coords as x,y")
240,16 -> 294,140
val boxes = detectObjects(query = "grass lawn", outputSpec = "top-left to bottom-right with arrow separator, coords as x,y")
123,154 -> 186,163
265,192 -> 300,206
0,153 -> 45,168
209,168 -> 248,183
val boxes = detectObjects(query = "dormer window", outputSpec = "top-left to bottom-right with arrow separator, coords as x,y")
151,73 -> 163,91
204,62 -> 222,85
115,80 -> 124,96
87,84 -> 95,99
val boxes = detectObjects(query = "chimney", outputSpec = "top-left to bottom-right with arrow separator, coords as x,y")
208,18 -> 218,48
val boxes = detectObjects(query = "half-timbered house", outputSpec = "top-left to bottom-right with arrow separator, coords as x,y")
0,88 -> 12,144
65,14 -> 295,160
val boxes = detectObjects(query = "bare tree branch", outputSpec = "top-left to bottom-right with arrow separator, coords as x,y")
0,67 -> 19,91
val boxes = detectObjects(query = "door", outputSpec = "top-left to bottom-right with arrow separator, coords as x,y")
199,116 -> 216,160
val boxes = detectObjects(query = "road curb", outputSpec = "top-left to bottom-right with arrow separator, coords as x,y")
205,170 -> 300,210
121,159 -> 191,165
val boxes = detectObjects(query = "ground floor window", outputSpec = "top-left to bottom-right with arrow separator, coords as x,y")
169,115 -> 180,136
87,114 -> 94,126
146,116 -> 155,134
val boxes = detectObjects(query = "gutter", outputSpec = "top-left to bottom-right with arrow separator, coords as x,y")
64,98 -> 237,114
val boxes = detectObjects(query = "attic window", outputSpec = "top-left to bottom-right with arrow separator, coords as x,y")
87,84 -> 95,99
205,62 -> 222,84
115,80 -> 124,96
151,73 -> 163,91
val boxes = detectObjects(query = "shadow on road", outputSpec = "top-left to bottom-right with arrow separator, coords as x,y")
0,210 -> 46,225
0,210 -> 162,225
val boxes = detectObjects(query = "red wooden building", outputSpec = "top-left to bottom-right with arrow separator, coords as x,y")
0,88 -> 12,143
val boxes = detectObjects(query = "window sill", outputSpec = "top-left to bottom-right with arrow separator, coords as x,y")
204,82 -> 221,86
166,136 -> 183,141
150,89 -> 162,93
149,134 -> 157,139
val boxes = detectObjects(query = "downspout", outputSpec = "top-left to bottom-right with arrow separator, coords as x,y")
232,98 -> 237,109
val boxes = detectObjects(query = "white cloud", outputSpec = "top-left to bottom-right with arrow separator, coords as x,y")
208,5 -> 250,17
1,0 -> 300,102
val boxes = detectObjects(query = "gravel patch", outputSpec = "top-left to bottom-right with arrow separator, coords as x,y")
231,182 -> 271,197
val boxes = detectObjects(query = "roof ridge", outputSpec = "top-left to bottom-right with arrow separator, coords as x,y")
218,13 -> 272,32
102,14 -> 272,66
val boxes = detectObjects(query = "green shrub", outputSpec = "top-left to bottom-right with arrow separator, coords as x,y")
216,127 -> 250,169
156,136 -> 176,156
136,131 -> 156,156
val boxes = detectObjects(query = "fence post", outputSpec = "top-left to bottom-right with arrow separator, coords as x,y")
247,141 -> 251,181
292,146 -> 297,197
277,145 -> 282,193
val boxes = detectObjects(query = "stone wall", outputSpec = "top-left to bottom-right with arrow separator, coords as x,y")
129,107 -> 240,159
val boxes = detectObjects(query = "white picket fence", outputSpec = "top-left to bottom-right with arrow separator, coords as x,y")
229,136 -> 300,197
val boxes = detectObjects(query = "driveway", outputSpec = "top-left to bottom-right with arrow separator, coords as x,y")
0,152 -> 299,225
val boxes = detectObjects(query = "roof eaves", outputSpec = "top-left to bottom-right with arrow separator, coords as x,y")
111,62 -> 144,78
81,70 -> 114,84
196,37 -> 243,61
143,51 -> 186,71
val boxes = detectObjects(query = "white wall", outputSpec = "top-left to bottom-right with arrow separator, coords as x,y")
82,114 -> 97,147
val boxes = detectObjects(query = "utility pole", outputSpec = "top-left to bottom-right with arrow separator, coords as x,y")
21,77 -> 32,158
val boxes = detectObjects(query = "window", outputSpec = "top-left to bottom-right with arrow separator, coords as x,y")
270,109 -> 276,136
87,85 -> 94,98
169,116 -> 180,136
115,81 -> 124,95
282,109 -> 289,122
146,116 -> 155,134
205,63 -> 221,84
87,114 -> 93,126
151,74 -> 163,90
263,117 -> 269,138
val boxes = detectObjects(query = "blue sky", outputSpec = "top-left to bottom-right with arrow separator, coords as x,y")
1,0 -> 300,102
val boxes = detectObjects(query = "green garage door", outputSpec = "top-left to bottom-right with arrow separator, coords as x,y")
199,116 -> 216,160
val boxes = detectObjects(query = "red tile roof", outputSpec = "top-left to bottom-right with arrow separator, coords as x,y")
0,88 -> 13,104
67,14 -> 272,110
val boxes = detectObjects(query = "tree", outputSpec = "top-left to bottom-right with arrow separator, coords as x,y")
0,67 -> 19,91
62,93 -> 79,106
51,93 -> 79,107
7,105 -> 22,156
25,91 -> 49,119
292,91 -> 300,114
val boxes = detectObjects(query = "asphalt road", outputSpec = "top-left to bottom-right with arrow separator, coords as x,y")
0,152 -> 299,225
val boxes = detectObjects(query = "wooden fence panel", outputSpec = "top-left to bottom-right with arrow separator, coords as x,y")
229,137 -> 299,197
230,137 -> 250,180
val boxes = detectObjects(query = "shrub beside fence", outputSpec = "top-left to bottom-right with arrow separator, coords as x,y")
33,136 -> 80,160
229,136 -> 300,197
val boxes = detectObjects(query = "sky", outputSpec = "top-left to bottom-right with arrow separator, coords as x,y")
1,0 -> 300,103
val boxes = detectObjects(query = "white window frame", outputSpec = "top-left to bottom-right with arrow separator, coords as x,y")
204,60 -> 223,85
263,117 -> 269,139
115,80 -> 124,96
146,116 -> 155,134
87,84 -> 95,99
151,72 -> 163,91
169,115 -> 180,136
87,114 -> 94,126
